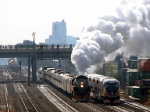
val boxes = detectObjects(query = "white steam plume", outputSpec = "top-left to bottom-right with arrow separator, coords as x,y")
71,0 -> 150,74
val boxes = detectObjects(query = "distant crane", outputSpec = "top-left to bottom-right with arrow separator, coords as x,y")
32,32 -> 36,49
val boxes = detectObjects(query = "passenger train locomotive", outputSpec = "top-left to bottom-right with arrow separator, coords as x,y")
86,74 -> 120,104
39,67 -> 90,102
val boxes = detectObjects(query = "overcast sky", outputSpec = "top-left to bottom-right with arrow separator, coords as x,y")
0,0 -> 119,45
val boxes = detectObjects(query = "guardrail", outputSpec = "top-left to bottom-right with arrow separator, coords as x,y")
0,44 -> 74,50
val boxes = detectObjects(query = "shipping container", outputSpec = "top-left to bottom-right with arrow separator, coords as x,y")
142,79 -> 150,88
139,72 -> 150,80
125,86 -> 140,98
118,60 -> 137,70
126,69 -> 139,86
125,86 -> 132,96
138,58 -> 150,72
134,80 -> 143,87
128,60 -> 137,69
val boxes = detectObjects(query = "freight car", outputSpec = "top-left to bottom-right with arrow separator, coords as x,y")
41,67 -> 90,102
86,74 -> 120,104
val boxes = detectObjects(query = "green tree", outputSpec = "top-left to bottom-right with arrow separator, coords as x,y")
95,61 -> 119,79
94,64 -> 103,74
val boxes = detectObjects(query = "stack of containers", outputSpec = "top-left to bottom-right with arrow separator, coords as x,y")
137,58 -> 150,72
137,58 -> 150,86
135,58 -> 150,95
120,60 -> 140,98
120,58 -> 150,97
120,60 -> 138,89
128,60 -> 138,69
126,69 -> 139,86
125,86 -> 140,98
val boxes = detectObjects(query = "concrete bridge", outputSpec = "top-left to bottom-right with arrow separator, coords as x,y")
0,44 -> 73,59
0,44 -> 73,86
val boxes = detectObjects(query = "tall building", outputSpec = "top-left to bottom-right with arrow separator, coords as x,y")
45,20 -> 78,46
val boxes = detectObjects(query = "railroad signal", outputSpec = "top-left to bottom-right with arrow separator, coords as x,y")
41,50 -> 43,55
57,45 -> 59,49
70,44 -> 72,49
40,45 -> 43,49
56,46 -> 60,59
19,61 -> 21,70
56,51 -> 59,56
58,58 -> 61,68
19,61 -> 21,65
59,59 -> 61,63
38,48 -> 43,59
51,44 -> 54,48
40,50 -> 43,59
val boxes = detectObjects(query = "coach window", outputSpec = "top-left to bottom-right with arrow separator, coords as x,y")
97,80 -> 99,84
89,78 -> 91,81
95,87 -> 97,90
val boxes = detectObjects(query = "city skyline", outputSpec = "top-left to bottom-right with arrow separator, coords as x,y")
0,0 -> 119,45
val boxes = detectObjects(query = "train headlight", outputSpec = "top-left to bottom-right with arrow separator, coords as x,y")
80,84 -> 84,88
80,82 -> 84,88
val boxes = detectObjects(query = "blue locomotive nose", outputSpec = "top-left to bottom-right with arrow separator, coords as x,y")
106,89 -> 118,97
105,82 -> 120,97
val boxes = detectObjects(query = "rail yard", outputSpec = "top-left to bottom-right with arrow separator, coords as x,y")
0,63 -> 150,112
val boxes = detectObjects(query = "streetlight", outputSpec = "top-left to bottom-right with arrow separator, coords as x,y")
32,32 -> 36,49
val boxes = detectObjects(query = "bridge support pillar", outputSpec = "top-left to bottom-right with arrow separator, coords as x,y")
28,53 -> 31,86
32,58 -> 37,83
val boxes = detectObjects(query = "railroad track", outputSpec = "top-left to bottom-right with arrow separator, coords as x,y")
106,105 -> 134,112
79,102 -> 107,112
37,84 -> 78,112
121,99 -> 150,112
13,83 -> 38,112
0,84 -> 10,112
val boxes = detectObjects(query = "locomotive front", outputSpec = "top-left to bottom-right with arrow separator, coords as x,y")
72,75 -> 90,101
103,79 -> 120,103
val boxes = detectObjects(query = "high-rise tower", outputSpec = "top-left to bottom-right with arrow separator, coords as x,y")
45,20 -> 78,46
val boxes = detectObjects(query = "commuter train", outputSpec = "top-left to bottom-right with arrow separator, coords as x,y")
36,68 -> 44,82
38,67 -> 90,102
86,74 -> 120,104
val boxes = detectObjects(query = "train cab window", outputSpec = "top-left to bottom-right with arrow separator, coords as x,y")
104,83 -> 120,88
116,83 -> 120,87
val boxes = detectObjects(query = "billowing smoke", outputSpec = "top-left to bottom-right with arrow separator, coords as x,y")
71,0 -> 150,74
